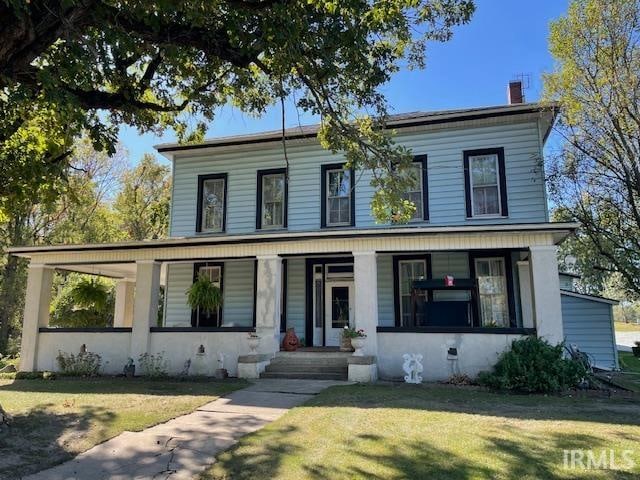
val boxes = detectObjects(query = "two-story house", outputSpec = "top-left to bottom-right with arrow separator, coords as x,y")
13,90 -> 616,381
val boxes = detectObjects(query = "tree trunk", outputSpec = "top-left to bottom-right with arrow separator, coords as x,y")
0,216 -> 28,354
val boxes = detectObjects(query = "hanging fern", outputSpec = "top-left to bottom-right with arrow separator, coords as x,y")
186,274 -> 223,314
69,277 -> 110,312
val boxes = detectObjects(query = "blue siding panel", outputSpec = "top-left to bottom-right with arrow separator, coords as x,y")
164,260 -> 255,327
561,294 -> 618,370
170,121 -> 548,236
285,258 -> 306,339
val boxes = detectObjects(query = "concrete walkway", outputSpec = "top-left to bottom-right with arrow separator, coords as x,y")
616,330 -> 640,353
25,379 -> 349,480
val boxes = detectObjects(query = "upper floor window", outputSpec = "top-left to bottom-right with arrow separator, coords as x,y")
257,169 -> 287,230
197,173 -> 227,233
463,148 -> 508,218
321,164 -> 354,227
403,155 -> 428,221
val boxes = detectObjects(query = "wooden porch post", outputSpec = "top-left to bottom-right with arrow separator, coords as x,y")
131,261 -> 161,362
19,264 -> 54,372
353,251 -> 378,356
255,255 -> 282,355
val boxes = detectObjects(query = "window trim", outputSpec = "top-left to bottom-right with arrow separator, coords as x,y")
392,254 -> 431,327
196,173 -> 228,233
191,261 -> 224,327
468,250 -> 517,328
408,154 -> 429,222
463,148 -> 508,218
320,163 -> 355,228
256,168 -> 288,230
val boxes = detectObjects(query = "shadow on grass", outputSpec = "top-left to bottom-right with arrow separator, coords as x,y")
0,377 -> 247,396
203,425 -> 301,480
207,425 -> 639,480
303,383 -> 640,426
0,404 -> 115,479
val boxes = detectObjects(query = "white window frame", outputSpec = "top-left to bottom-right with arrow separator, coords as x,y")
200,177 -> 226,232
469,153 -> 502,217
398,259 -> 427,326
260,172 -> 286,229
325,168 -> 352,227
474,257 -> 509,327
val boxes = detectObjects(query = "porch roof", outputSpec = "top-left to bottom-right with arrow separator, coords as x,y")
7,223 -> 578,272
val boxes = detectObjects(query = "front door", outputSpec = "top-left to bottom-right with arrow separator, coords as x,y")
324,281 -> 354,346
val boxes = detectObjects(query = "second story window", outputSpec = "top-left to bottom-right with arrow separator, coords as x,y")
197,173 -> 227,233
464,148 -> 508,218
403,155 -> 428,221
257,169 -> 287,230
322,164 -> 354,228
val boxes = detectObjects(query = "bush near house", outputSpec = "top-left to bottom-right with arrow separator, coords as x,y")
478,337 -> 587,393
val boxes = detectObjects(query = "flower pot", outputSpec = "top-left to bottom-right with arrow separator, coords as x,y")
340,334 -> 355,352
351,337 -> 366,356
248,336 -> 260,354
632,346 -> 640,358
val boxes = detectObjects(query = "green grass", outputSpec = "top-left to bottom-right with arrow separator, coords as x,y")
615,322 -> 640,332
0,377 -> 245,478
619,352 -> 640,374
203,384 -> 640,480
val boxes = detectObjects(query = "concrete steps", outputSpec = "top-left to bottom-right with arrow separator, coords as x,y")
260,351 -> 349,380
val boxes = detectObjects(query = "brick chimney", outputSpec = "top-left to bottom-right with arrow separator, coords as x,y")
508,81 -> 524,104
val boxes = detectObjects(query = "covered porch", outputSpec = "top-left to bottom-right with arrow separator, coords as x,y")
10,223 -> 576,380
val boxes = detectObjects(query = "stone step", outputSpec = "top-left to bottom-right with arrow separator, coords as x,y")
260,371 -> 348,380
269,358 -> 348,367
275,351 -> 352,359
264,364 -> 348,374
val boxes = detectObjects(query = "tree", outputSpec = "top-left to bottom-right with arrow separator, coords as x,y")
0,138 -> 127,353
544,0 -> 640,298
114,154 -> 171,240
0,0 -> 474,223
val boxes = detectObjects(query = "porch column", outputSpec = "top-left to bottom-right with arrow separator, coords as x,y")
131,261 -> 161,361
353,251 -> 378,356
113,279 -> 135,328
255,255 -> 282,355
19,264 -> 54,372
516,261 -> 534,329
529,246 -> 564,344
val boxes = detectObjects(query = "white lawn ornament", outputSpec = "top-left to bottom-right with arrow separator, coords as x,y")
402,353 -> 424,384
217,352 -> 225,370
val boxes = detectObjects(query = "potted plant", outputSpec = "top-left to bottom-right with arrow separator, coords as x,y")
343,327 -> 367,356
186,273 -> 223,327
632,341 -> 640,358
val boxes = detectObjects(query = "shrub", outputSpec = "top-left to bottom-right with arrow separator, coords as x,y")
478,337 -> 587,393
56,350 -> 102,376
138,352 -> 169,377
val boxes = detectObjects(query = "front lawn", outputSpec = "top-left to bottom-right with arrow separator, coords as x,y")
0,377 -> 245,478
203,384 -> 640,480
615,322 -> 640,332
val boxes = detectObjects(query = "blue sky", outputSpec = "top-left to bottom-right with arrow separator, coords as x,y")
118,0 -> 568,164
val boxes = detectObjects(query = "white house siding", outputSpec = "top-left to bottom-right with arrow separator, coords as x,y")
37,332 -> 132,375
164,260 -> 255,327
561,293 -> 618,370
285,258 -> 306,339
170,120 -> 548,237
378,332 -> 527,381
